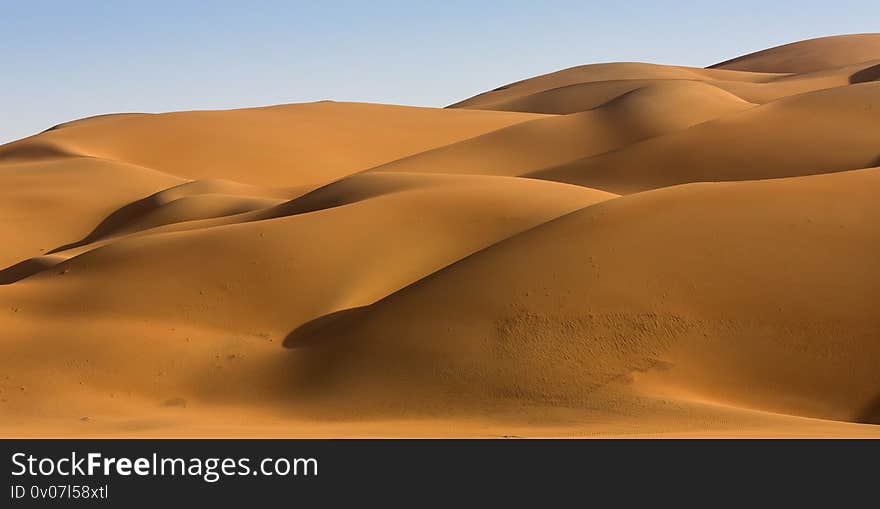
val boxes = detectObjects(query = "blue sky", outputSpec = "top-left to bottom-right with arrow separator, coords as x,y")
1,0 -> 878,143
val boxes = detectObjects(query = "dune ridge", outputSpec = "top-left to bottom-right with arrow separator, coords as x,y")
1,34 -> 879,437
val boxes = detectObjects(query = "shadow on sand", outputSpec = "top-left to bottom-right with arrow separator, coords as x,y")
282,307 -> 369,349
850,63 -> 880,84
0,256 -> 64,284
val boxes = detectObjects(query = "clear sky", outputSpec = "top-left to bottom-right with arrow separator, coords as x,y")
2,0 -> 878,143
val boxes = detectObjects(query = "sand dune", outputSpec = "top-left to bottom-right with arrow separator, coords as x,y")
369,81 -> 753,177
285,168 -> 880,426
1,34 -> 879,437
3,173 -> 610,332
0,102 -> 544,188
0,157 -> 182,267
529,82 -> 880,193
449,45 -> 880,115
710,33 -> 880,73
449,62 -> 778,112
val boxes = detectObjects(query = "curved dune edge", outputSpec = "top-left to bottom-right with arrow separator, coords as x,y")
279,168 -> 880,423
1,34 -> 879,437
526,82 -> 880,193
709,33 -> 880,73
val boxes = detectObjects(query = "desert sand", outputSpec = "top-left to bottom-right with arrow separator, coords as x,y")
1,33 -> 879,437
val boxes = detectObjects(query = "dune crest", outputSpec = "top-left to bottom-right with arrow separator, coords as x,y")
2,34 -> 880,437
709,33 -> 880,73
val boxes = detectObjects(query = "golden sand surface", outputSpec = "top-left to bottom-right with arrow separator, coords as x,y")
1,34 -> 879,437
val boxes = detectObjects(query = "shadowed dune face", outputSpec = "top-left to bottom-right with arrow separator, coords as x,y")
850,63 -> 880,83
2,34 -> 880,437
0,256 -> 66,285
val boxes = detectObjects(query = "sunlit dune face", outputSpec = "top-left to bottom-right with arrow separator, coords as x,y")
1,33 -> 880,438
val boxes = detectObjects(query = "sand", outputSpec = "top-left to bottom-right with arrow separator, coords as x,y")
1,34 -> 879,437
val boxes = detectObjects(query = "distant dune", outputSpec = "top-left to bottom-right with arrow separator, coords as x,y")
709,33 -> 880,73
1,34 -> 879,437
